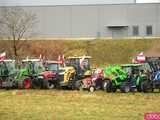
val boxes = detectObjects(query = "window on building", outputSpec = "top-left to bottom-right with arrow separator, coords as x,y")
132,26 -> 139,36
146,25 -> 152,36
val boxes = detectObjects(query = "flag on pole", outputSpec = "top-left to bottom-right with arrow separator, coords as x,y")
80,55 -> 86,69
136,52 -> 146,63
0,52 -> 6,61
58,55 -> 65,64
39,54 -> 42,61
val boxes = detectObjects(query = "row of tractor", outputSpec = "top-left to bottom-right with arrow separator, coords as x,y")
0,55 -> 160,93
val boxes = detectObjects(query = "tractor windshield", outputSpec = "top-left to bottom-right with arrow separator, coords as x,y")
6,61 -> 16,75
47,63 -> 59,71
33,61 -> 45,73
66,58 -> 90,70
0,61 -> 16,76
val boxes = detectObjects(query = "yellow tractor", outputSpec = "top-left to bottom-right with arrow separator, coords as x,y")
57,56 -> 92,89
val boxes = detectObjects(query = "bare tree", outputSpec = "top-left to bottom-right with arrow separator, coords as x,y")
0,7 -> 37,60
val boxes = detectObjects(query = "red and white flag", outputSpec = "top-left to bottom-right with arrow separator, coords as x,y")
136,52 -> 146,63
80,55 -> 86,69
39,54 -> 42,61
58,55 -> 65,64
0,52 -> 6,61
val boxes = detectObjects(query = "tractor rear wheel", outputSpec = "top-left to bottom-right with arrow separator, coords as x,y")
32,79 -> 42,89
102,80 -> 108,91
120,82 -> 130,93
0,80 -> 2,89
141,80 -> 152,93
105,80 -> 112,93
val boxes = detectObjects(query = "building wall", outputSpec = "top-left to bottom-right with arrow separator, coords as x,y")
3,3 -> 160,38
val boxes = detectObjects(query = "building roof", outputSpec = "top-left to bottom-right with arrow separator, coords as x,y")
0,0 -> 136,6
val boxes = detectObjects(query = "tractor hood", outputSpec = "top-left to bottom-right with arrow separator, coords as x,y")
40,71 -> 56,79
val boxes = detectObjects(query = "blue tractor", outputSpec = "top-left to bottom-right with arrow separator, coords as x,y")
141,57 -> 160,92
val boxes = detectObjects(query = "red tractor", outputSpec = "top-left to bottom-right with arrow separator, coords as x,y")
38,60 -> 63,89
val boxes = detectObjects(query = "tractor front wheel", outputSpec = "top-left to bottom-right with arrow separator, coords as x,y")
44,80 -> 55,89
76,81 -> 84,91
89,86 -> 95,92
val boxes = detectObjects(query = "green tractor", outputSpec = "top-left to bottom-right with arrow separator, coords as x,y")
103,65 -> 128,92
121,63 -> 149,92
0,60 -> 17,89
16,59 -> 45,89
103,64 -> 150,93
140,57 -> 160,92
0,59 -> 45,89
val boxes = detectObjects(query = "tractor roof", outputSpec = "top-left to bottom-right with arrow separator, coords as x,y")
68,56 -> 92,59
22,59 -> 40,62
121,63 -> 143,67
0,59 -> 15,62
46,60 -> 62,64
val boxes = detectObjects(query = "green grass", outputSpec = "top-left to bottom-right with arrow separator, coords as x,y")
0,90 -> 160,120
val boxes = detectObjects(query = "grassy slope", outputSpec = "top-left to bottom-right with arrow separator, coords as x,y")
0,39 -> 160,67
0,90 -> 160,120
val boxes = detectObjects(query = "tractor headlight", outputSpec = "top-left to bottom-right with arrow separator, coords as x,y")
38,76 -> 44,79
59,71 -> 65,75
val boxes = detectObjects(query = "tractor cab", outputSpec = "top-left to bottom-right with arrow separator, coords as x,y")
0,60 -> 16,76
121,64 -> 144,75
145,57 -> 160,73
45,60 -> 64,72
0,60 -> 17,89
138,57 -> 160,92
66,56 -> 92,79
21,59 -> 45,76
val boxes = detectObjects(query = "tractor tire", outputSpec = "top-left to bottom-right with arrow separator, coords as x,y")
112,87 -> 117,93
120,82 -> 130,93
76,81 -> 83,91
32,79 -> 42,89
141,80 -> 152,93
43,80 -> 55,89
89,86 -> 95,92
105,80 -> 112,93
0,80 -> 2,89
102,80 -> 108,91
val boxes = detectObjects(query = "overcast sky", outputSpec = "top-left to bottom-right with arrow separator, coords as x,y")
0,0 -> 159,6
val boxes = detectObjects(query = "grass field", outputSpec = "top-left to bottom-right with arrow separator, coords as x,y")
0,90 -> 160,120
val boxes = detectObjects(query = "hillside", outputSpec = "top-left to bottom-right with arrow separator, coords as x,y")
0,38 -> 160,67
